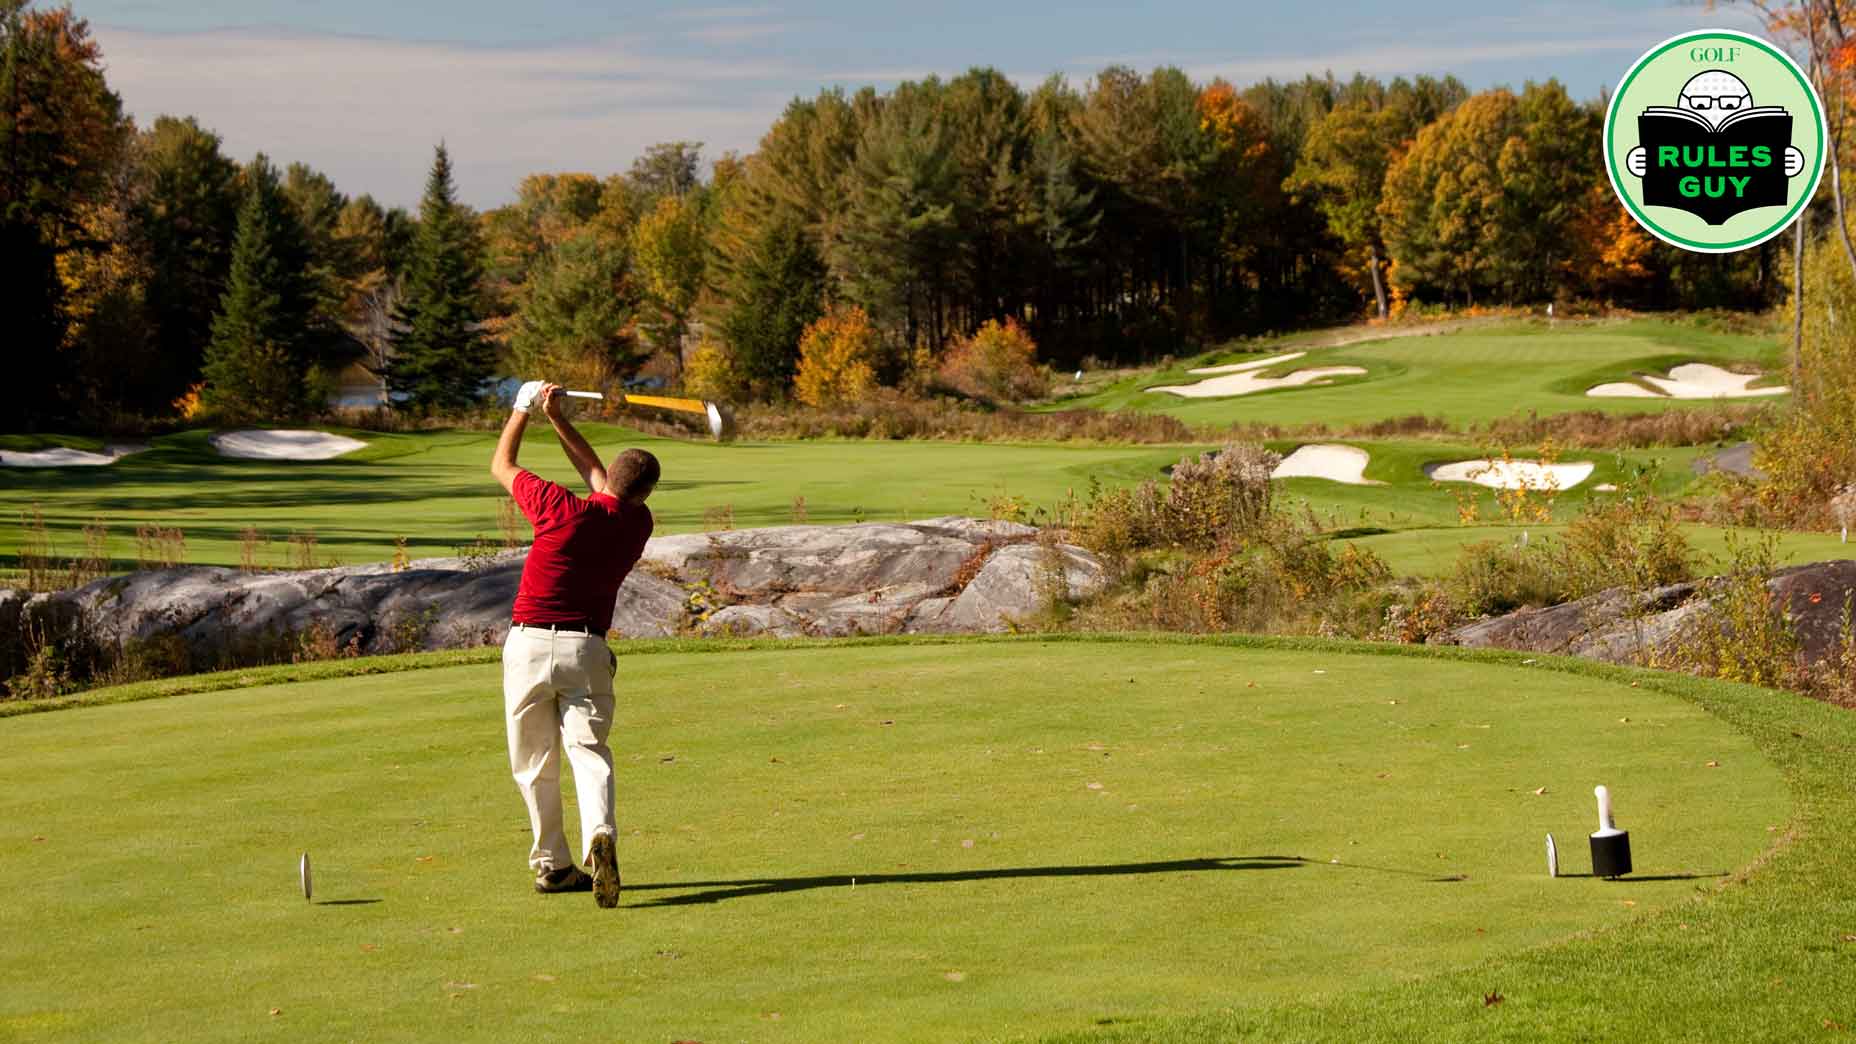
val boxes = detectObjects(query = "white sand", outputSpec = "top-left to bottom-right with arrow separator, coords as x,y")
1186,351 -> 1307,375
1150,365 -> 1367,399
1588,362 -> 1788,399
0,443 -> 147,468
210,430 -> 368,460
1427,459 -> 1595,490
1271,444 -> 1383,485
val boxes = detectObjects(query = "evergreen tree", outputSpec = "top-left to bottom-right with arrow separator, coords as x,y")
716,216 -> 825,389
508,229 -> 642,385
833,78 -> 964,349
282,161 -> 355,339
388,144 -> 492,411
133,116 -> 241,411
201,156 -> 313,420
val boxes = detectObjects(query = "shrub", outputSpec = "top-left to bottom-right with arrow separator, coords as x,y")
682,337 -> 746,402
793,305 -> 878,408
1552,476 -> 1694,600
937,318 -> 1048,402
1446,539 -> 1566,616
1653,532 -> 1798,689
1066,444 -> 1283,578
1063,445 -> 1391,638
134,524 -> 187,571
1756,234 -> 1856,525
5,622 -> 73,701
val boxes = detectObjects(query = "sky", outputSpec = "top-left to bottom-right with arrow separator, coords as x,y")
79,1 -> 1766,210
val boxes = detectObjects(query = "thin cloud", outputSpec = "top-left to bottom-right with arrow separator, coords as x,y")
1068,4 -> 1768,88
663,5 -> 783,21
95,26 -> 802,206
679,21 -> 793,45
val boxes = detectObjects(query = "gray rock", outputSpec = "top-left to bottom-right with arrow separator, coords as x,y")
646,520 -> 1024,598
2,518 -> 1101,684
609,570 -> 687,640
1446,559 -> 1856,668
940,543 -> 1108,633
699,604 -> 807,638
1691,442 -> 1764,479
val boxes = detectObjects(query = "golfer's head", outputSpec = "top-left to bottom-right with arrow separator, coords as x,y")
606,448 -> 660,504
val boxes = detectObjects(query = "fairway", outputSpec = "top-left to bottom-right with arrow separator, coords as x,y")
0,638 -> 1788,1043
8,426 -> 1845,583
1058,319 -> 1785,427
0,427 -> 1180,570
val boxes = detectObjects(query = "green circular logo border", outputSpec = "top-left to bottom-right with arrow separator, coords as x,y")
1603,28 -> 1827,254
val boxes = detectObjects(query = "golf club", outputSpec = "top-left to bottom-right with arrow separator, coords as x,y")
536,385 -> 732,441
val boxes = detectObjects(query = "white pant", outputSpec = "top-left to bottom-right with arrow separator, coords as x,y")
502,625 -> 617,872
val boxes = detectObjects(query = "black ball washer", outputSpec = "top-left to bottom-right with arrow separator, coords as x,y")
1589,785 -> 1633,879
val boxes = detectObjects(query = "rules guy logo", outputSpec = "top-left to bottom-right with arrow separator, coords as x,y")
1605,29 -> 1826,253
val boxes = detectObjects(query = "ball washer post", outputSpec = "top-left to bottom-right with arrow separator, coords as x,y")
1589,784 -> 1633,879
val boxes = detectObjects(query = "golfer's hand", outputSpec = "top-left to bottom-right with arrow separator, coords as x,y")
1785,146 -> 1805,177
1625,146 -> 1647,177
513,379 -> 545,414
538,382 -> 565,421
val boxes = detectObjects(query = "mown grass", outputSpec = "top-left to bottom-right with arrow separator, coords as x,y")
1027,638 -> 1856,1044
0,426 -> 1186,570
1056,318 -> 1788,427
0,635 -> 1814,1043
4,426 -> 1843,585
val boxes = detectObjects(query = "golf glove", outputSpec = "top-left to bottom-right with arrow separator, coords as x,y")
513,380 -> 545,413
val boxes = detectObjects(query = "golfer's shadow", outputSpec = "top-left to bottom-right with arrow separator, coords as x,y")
625,856 -> 1301,907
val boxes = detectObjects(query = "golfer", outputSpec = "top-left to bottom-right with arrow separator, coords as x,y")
491,380 -> 657,908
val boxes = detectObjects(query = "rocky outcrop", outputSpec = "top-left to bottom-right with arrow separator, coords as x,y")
0,518 -> 1105,679
1445,559 -> 1856,667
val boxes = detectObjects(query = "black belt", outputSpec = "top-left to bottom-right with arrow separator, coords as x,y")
513,620 -> 602,634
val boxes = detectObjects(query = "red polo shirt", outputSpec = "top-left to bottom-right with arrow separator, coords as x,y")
509,471 -> 654,633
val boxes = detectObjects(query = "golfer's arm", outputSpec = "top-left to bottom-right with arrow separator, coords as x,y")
549,414 -> 608,494
491,410 -> 529,495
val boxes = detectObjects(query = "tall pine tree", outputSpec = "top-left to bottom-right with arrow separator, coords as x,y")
388,144 -> 492,411
135,116 -> 242,411
201,155 -> 314,421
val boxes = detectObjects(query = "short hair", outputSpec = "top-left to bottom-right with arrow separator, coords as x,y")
608,448 -> 660,502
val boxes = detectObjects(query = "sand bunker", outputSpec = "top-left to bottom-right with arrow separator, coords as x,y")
0,443 -> 147,468
1427,459 -> 1595,491
1271,444 -> 1382,485
210,430 -> 367,460
1588,363 -> 1787,400
1151,360 -> 1367,399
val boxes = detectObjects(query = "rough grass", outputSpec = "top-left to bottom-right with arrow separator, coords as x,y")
0,635 -> 1811,1043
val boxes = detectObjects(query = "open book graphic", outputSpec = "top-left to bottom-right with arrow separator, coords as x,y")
1637,106 -> 1792,224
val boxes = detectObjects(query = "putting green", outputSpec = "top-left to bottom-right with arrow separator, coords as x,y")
1055,318 -> 1785,427
0,638 -> 1788,1043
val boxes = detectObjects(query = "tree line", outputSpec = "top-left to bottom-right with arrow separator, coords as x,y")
0,1 -> 1801,429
